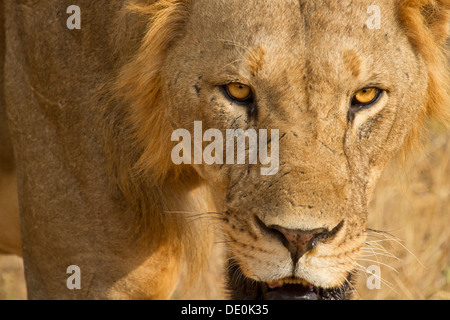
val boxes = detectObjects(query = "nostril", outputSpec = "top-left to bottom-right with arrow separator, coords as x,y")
254,216 -> 344,263
270,225 -> 328,262
254,215 -> 288,247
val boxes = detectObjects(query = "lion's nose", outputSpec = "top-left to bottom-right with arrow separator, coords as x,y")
255,216 -> 338,263
270,225 -> 328,262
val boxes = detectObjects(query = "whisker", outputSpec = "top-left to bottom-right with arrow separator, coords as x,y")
357,258 -> 399,274
360,248 -> 401,261
354,263 -> 399,296
364,228 -> 425,268
164,210 -> 223,216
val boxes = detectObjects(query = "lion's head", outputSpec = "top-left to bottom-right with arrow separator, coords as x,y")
109,0 -> 449,299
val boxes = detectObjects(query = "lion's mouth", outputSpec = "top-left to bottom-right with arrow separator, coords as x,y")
262,279 -> 349,300
227,260 -> 352,300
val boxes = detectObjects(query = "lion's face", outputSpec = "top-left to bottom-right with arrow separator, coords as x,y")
160,0 -> 431,299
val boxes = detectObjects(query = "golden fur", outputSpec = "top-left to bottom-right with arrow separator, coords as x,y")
1,0 -> 448,299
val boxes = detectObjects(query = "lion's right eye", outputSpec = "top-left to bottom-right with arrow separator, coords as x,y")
347,87 -> 384,123
223,82 -> 254,104
351,88 -> 382,108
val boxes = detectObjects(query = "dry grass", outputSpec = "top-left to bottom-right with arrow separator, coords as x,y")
356,130 -> 450,300
1,130 -> 449,300
0,255 -> 26,300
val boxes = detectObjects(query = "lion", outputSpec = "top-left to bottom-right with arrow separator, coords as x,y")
0,0 -> 448,300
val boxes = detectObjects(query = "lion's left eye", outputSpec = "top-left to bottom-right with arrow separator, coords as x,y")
223,82 -> 254,103
351,88 -> 382,108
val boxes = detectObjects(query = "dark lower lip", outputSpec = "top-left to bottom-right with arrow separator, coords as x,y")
227,259 -> 353,300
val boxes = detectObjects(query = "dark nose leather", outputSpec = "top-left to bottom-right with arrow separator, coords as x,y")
255,216 -> 344,263
270,225 -> 328,262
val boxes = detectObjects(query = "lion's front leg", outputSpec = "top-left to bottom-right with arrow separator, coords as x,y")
3,0 -> 183,300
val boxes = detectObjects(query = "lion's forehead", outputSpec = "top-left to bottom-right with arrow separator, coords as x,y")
187,0 -> 407,87
190,0 -> 397,45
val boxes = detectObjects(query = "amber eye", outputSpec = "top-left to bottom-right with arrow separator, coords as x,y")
223,82 -> 254,103
351,88 -> 382,107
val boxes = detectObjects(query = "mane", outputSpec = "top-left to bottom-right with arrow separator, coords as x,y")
397,0 -> 450,153
103,0 -> 215,285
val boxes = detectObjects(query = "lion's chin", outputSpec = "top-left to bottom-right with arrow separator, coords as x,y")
227,260 -> 353,300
